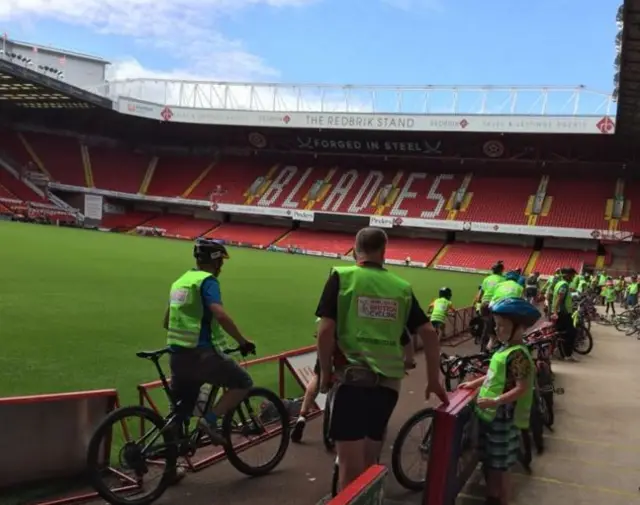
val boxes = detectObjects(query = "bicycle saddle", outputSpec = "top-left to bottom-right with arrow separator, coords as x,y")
136,348 -> 171,359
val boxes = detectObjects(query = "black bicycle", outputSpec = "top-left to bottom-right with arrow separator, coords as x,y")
86,347 -> 291,505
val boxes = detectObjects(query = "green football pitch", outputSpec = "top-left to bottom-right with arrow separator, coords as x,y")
0,221 -> 481,403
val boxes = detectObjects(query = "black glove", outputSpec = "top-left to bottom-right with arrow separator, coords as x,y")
239,340 -> 256,357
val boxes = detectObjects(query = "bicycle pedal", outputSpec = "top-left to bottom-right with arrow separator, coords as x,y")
554,387 -> 565,395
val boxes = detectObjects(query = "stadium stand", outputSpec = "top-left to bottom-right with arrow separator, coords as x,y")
533,248 -> 598,275
101,211 -> 155,231
456,176 -> 537,224
146,156 -> 213,198
385,236 -> 444,263
143,214 -> 220,239
435,242 -> 533,271
188,161 -> 270,202
277,229 -> 355,254
204,222 -> 289,247
536,178 -> 612,230
0,168 -> 45,202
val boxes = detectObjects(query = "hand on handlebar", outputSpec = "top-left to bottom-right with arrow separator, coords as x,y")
238,339 -> 256,357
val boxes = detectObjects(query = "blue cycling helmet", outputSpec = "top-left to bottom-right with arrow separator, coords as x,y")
505,270 -> 520,282
491,298 -> 541,328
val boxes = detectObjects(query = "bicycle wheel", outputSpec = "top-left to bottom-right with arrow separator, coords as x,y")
391,407 -> 435,491
614,311 -> 634,332
331,455 -> 339,497
530,394 -> 545,454
323,387 -> 336,452
573,326 -> 593,355
222,387 -> 290,477
625,319 -> 640,337
86,405 -> 178,505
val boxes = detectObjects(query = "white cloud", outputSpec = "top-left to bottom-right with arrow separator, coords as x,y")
104,62 -> 374,113
382,0 -> 443,12
0,0 -> 317,80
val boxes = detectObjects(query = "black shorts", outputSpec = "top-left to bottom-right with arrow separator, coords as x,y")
431,321 -> 444,329
328,384 -> 398,442
169,347 -> 254,390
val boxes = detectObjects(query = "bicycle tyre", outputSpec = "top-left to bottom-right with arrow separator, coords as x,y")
323,388 -> 336,452
625,321 -> 640,337
573,326 -> 593,355
86,405 -> 178,505
222,387 -> 290,477
391,407 -> 435,491
530,394 -> 545,454
331,456 -> 339,497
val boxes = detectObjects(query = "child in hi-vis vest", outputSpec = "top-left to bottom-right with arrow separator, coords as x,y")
428,287 -> 455,338
458,298 -> 541,505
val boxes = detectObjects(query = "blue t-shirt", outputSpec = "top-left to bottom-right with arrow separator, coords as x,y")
197,276 -> 223,348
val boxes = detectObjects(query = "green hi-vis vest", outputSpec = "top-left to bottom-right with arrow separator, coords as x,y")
334,265 -> 411,379
553,279 -> 572,313
490,280 -> 524,304
430,297 -> 452,324
576,279 -> 588,294
629,283 -> 639,295
167,270 -> 226,350
481,274 -> 505,303
570,275 -> 582,291
476,344 -> 534,429
598,274 -> 607,286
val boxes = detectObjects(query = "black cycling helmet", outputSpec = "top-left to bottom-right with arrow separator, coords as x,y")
491,261 -> 505,274
194,238 -> 229,264
439,287 -> 452,299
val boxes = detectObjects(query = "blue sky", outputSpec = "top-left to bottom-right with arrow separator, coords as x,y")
0,0 -> 621,113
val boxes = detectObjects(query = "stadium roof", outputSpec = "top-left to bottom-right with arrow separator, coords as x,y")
0,58 -> 112,109
615,0 -> 640,135
8,39 -> 109,65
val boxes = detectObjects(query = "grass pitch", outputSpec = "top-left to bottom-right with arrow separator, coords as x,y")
0,221 -> 481,403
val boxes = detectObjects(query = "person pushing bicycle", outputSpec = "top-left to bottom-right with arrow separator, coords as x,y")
164,238 -> 256,446
315,227 -> 448,493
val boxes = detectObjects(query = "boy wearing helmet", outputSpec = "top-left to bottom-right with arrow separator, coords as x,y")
428,287 -> 455,338
490,271 -> 524,304
165,238 -> 255,446
459,298 -> 539,505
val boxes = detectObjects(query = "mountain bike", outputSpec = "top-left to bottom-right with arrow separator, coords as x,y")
86,347 -> 291,505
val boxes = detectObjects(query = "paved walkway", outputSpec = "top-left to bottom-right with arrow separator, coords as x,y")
80,323 -> 640,505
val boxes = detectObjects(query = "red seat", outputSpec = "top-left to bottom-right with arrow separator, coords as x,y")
144,214 -> 219,239
278,229 -> 354,255
204,223 -> 288,247
534,248 -> 597,275
438,242 -> 532,272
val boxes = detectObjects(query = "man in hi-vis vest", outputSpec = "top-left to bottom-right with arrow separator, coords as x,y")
165,238 -> 255,445
315,227 -> 448,492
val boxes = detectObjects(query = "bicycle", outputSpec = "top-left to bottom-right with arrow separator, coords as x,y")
86,347 -> 291,505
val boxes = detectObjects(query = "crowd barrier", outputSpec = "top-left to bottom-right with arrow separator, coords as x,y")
413,306 -> 474,351
137,345 -> 323,472
325,465 -> 387,505
0,389 -> 125,505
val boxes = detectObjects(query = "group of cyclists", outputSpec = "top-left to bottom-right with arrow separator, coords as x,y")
162,231 -> 639,505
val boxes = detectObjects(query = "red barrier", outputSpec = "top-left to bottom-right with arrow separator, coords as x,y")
424,388 -> 478,505
0,389 -> 127,505
137,345 -> 322,472
326,465 -> 387,505
413,306 -> 475,351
